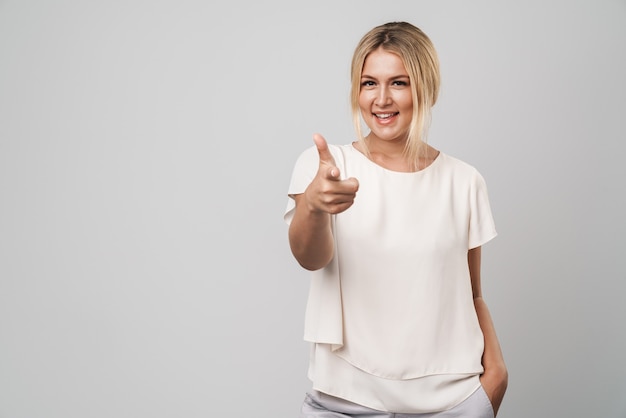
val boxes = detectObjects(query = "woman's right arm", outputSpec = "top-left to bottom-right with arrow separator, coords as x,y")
288,134 -> 359,271
288,194 -> 335,270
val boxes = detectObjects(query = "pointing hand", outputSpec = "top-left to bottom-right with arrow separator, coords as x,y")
304,133 -> 359,214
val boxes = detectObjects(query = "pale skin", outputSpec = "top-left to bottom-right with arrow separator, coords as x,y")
289,47 -> 508,415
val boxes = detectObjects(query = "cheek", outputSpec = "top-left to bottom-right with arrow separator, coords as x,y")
358,93 -> 370,111
396,92 -> 413,110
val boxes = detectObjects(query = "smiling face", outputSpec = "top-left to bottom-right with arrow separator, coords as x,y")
358,47 -> 413,146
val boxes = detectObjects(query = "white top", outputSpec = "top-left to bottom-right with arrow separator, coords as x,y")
284,143 -> 497,413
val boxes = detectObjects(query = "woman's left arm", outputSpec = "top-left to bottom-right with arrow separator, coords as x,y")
469,246 -> 508,416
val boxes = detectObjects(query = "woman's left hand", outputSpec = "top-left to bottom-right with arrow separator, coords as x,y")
480,363 -> 508,416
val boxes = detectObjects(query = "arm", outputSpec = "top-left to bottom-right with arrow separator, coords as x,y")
288,134 -> 359,271
469,246 -> 508,416
288,193 -> 334,270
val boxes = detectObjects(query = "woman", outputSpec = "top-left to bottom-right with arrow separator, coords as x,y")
284,22 -> 508,417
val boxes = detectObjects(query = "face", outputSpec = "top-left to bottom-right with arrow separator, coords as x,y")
359,47 -> 413,145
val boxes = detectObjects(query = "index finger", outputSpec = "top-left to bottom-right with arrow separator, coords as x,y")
313,133 -> 336,166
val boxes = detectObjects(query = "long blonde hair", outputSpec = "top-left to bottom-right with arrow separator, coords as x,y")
350,22 -> 440,169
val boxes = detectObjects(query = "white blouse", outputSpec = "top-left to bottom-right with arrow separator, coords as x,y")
285,143 -> 497,413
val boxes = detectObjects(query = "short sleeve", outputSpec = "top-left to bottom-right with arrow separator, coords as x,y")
468,170 -> 498,249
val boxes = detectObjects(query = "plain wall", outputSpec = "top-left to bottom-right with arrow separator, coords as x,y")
1,1 -> 625,417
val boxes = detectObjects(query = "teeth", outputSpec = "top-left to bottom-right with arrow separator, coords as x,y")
375,113 -> 396,119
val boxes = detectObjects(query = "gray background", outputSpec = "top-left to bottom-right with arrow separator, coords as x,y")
1,1 -> 625,417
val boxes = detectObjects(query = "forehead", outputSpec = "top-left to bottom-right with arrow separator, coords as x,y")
362,47 -> 408,76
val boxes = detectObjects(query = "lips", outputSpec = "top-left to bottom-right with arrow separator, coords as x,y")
374,112 -> 399,119
372,112 -> 400,125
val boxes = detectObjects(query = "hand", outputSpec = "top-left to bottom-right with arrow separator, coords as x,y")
479,366 -> 508,417
303,133 -> 359,215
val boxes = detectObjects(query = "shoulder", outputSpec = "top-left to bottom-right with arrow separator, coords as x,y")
438,152 -> 485,178
436,153 -> 490,192
438,152 -> 477,172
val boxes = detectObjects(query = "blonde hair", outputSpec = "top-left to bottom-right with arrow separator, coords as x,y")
350,22 -> 440,169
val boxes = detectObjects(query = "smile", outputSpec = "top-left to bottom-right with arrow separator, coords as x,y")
374,112 -> 399,119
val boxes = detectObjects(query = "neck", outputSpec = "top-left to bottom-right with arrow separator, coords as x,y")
364,134 -> 406,156
358,135 -> 438,172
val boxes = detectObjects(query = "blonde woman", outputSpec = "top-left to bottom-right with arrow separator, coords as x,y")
285,22 -> 508,417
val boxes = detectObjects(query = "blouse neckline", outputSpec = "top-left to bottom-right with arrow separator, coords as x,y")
348,142 -> 443,176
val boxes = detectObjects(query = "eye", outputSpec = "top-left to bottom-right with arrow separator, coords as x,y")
392,80 -> 408,86
361,80 -> 376,87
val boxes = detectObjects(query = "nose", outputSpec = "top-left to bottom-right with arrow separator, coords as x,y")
375,85 -> 392,106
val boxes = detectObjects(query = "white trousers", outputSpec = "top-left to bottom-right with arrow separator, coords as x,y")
300,386 -> 494,418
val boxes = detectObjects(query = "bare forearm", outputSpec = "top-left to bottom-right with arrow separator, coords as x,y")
475,296 -> 508,415
288,203 -> 334,271
475,297 -> 506,371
